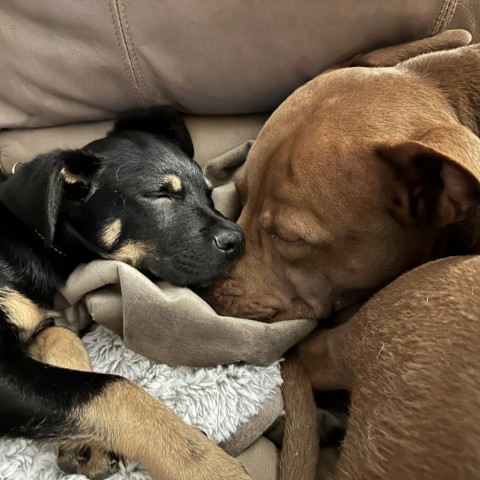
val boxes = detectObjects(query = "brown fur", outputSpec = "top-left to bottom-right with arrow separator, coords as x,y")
203,30 -> 480,478
297,256 -> 480,479
279,354 -> 318,480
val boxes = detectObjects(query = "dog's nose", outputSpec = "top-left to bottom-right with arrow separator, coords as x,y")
213,226 -> 244,258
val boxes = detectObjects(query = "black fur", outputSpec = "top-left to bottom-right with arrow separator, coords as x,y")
112,106 -> 194,158
0,108 -> 243,446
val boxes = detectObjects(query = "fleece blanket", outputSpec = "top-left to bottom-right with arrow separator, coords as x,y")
0,324 -> 282,479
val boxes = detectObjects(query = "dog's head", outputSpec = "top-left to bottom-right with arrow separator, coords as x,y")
0,108 -> 243,286
202,30 -> 480,321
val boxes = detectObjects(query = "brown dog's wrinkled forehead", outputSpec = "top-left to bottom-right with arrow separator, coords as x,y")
275,68 -> 454,146
238,61 -> 461,196
236,61 -> 474,242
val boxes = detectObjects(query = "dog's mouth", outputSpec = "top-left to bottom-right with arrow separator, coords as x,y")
144,255 -> 239,288
193,258 -> 242,289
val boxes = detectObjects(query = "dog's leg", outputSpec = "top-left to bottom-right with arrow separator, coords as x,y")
28,325 -> 92,372
298,258 -> 480,480
0,301 -> 249,479
28,326 -> 120,479
296,307 -> 360,392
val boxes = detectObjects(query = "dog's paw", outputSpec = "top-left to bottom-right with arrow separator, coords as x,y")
57,445 -> 122,479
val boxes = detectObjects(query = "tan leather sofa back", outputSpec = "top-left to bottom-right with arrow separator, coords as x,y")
0,0 -> 473,129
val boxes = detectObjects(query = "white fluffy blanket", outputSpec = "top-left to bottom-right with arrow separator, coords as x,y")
0,324 -> 282,480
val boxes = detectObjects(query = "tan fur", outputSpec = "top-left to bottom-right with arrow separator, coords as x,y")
163,174 -> 182,192
28,326 -> 249,479
0,287 -> 50,341
60,167 -> 86,185
79,379 -> 250,480
205,177 -> 213,189
58,443 -> 118,479
28,326 -> 92,372
27,325 -> 115,477
101,218 -> 122,248
106,240 -> 152,267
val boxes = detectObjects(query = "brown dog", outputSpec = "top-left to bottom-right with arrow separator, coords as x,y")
203,30 -> 480,479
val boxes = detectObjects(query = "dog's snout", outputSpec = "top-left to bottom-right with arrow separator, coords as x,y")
213,226 -> 244,258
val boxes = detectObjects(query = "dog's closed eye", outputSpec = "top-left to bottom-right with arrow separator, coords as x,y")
143,174 -> 186,201
270,232 -> 306,245
143,184 -> 184,201
144,190 -> 177,201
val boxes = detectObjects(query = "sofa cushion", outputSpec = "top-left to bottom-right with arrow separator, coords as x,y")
0,0 -> 459,128
0,113 -> 268,173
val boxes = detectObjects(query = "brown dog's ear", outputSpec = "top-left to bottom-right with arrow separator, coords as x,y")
349,29 -> 472,68
377,125 -> 480,227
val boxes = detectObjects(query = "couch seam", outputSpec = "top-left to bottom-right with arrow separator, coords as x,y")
0,130 -> 4,175
442,0 -> 459,31
431,0 -> 457,35
108,0 -> 146,107
118,0 -> 150,106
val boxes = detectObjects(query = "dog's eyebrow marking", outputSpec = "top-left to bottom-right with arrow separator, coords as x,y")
162,174 -> 182,192
0,287 -> 51,342
106,241 -> 153,267
101,218 -> 122,248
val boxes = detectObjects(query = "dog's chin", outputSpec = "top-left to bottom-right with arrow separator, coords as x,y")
146,261 -> 232,288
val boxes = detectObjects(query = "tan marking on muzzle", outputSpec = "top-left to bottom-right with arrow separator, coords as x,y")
0,287 -> 51,341
106,241 -> 153,267
163,174 -> 182,192
101,219 -> 122,248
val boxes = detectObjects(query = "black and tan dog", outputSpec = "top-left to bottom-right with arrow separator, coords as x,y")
0,108 -> 249,480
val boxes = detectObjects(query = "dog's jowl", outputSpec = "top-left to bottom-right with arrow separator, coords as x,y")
0,108 -> 248,480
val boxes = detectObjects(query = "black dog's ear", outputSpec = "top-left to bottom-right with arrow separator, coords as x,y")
43,150 -> 101,247
0,149 -> 101,248
111,106 -> 194,158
